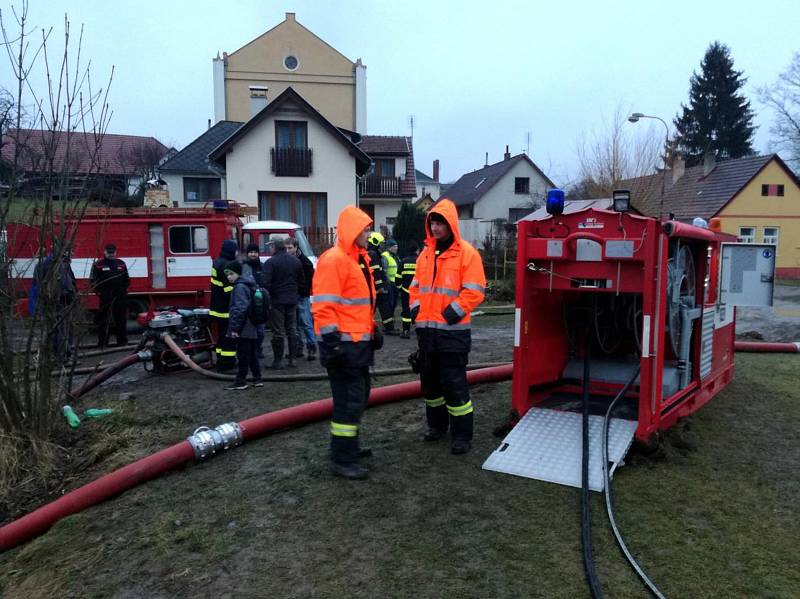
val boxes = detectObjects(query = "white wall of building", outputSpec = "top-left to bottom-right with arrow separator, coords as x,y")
223,107 -> 358,226
162,172 -> 225,208
472,160 -> 549,221
416,179 -> 440,201
213,57 -> 226,124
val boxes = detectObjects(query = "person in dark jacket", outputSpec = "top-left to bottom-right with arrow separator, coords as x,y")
242,243 -> 266,358
224,260 -> 263,391
33,249 -> 78,359
90,243 -> 130,348
210,239 -> 238,371
398,241 -> 420,338
262,238 -> 305,369
285,237 -> 316,360
367,232 -> 395,334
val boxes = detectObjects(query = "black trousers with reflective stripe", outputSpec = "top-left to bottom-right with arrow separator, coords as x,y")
328,365 -> 371,464
212,316 -> 237,369
376,291 -> 394,330
400,290 -> 411,333
420,351 -> 472,441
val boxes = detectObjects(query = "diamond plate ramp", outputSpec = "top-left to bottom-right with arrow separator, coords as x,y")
482,407 -> 638,492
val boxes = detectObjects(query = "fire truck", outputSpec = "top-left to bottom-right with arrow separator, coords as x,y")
5,201 -> 317,319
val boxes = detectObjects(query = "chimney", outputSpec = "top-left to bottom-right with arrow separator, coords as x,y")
485,152 -> 488,167
703,151 -> 716,177
672,155 -> 685,184
286,12 -> 296,21
207,118 -> 211,129
432,159 -> 439,182
504,145 -> 511,161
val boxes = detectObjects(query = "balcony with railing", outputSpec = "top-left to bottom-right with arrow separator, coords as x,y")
359,175 -> 403,197
270,147 -> 313,177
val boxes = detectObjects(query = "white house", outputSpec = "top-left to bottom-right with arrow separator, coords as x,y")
207,87 -> 371,231
441,150 -> 555,246
356,135 -> 417,231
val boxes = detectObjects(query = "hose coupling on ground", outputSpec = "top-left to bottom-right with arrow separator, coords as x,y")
136,350 -> 153,362
186,422 -> 243,460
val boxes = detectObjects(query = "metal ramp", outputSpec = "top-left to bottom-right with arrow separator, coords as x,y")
482,407 -> 638,492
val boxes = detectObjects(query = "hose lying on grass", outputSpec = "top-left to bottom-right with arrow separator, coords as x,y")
0,364 -> 513,553
160,333 -> 509,382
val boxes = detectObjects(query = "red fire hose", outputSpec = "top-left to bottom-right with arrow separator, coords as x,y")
68,351 -> 152,400
734,341 -> 799,353
0,363 -> 512,553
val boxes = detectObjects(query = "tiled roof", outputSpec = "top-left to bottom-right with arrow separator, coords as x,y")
1,129 -> 170,176
402,138 -> 416,195
415,169 -> 436,184
438,154 -> 555,207
159,121 -> 243,174
620,154 -> 777,220
358,135 -> 411,155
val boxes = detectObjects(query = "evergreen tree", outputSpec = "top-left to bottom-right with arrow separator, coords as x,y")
672,41 -> 756,165
392,201 -> 426,255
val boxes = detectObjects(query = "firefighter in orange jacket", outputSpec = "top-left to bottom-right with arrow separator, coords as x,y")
409,199 -> 486,454
312,205 -> 383,480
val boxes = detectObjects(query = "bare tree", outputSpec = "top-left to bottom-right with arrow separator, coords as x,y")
0,1 -> 113,503
573,105 -> 663,199
758,52 -> 800,170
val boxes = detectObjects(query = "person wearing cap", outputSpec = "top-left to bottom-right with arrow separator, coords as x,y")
410,199 -> 486,455
381,239 -> 400,332
90,243 -> 130,348
223,260 -> 263,391
210,239 -> 239,371
367,231 -> 395,335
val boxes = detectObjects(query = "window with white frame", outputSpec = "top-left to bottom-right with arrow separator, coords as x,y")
738,227 -> 755,243
763,226 -> 779,247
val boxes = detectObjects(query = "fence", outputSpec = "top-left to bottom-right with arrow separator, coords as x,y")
304,226 -> 336,255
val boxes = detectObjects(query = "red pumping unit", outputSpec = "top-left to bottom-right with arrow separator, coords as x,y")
511,205 -> 779,445
0,364 -> 512,552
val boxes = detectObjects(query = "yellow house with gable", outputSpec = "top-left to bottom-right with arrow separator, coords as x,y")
626,153 -> 800,278
717,157 -> 800,278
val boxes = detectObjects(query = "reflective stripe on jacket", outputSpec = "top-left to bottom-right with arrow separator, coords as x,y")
210,256 -> 234,319
409,199 -> 486,334
312,206 -> 377,343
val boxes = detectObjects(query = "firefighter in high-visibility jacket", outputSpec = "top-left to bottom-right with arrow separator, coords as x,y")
312,205 -> 383,480
381,239 -> 400,331
409,199 -> 486,454
210,239 -> 238,371
367,232 -> 396,335
398,240 -> 420,338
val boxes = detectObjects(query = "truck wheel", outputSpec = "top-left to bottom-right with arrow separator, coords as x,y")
126,299 -> 147,334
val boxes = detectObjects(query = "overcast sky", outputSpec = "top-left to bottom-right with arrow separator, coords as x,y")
2,0 -> 798,185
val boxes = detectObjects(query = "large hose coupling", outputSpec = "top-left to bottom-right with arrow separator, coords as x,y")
136,350 -> 153,362
186,422 -> 243,460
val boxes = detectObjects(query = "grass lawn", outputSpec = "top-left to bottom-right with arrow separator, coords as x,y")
0,350 -> 798,598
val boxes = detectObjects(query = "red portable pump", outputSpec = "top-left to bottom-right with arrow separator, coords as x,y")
512,202 -> 749,445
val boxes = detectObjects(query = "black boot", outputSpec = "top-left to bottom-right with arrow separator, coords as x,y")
270,339 -> 285,369
287,336 -> 297,368
307,343 -> 317,361
329,461 -> 369,480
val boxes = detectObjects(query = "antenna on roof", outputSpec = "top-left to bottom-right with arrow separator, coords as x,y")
408,115 -> 415,138
526,131 -> 531,155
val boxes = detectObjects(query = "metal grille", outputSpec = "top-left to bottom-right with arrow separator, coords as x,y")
699,308 -> 715,378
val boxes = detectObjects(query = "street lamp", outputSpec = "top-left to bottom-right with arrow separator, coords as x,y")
628,112 -> 670,219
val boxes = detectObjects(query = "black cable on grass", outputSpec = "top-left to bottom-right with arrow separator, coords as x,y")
581,347 -> 605,599
602,366 -> 667,599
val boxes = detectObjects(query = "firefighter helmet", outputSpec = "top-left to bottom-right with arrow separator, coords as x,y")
368,232 -> 385,246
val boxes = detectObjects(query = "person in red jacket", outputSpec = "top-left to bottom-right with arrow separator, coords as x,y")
312,205 -> 383,480
409,199 -> 486,454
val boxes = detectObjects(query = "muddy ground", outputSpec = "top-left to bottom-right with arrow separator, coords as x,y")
1,291 -> 799,598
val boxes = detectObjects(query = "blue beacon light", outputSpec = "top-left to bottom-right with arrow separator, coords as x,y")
546,189 -> 565,216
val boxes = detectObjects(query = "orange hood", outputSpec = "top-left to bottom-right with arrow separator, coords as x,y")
425,198 -> 461,246
337,205 -> 373,256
